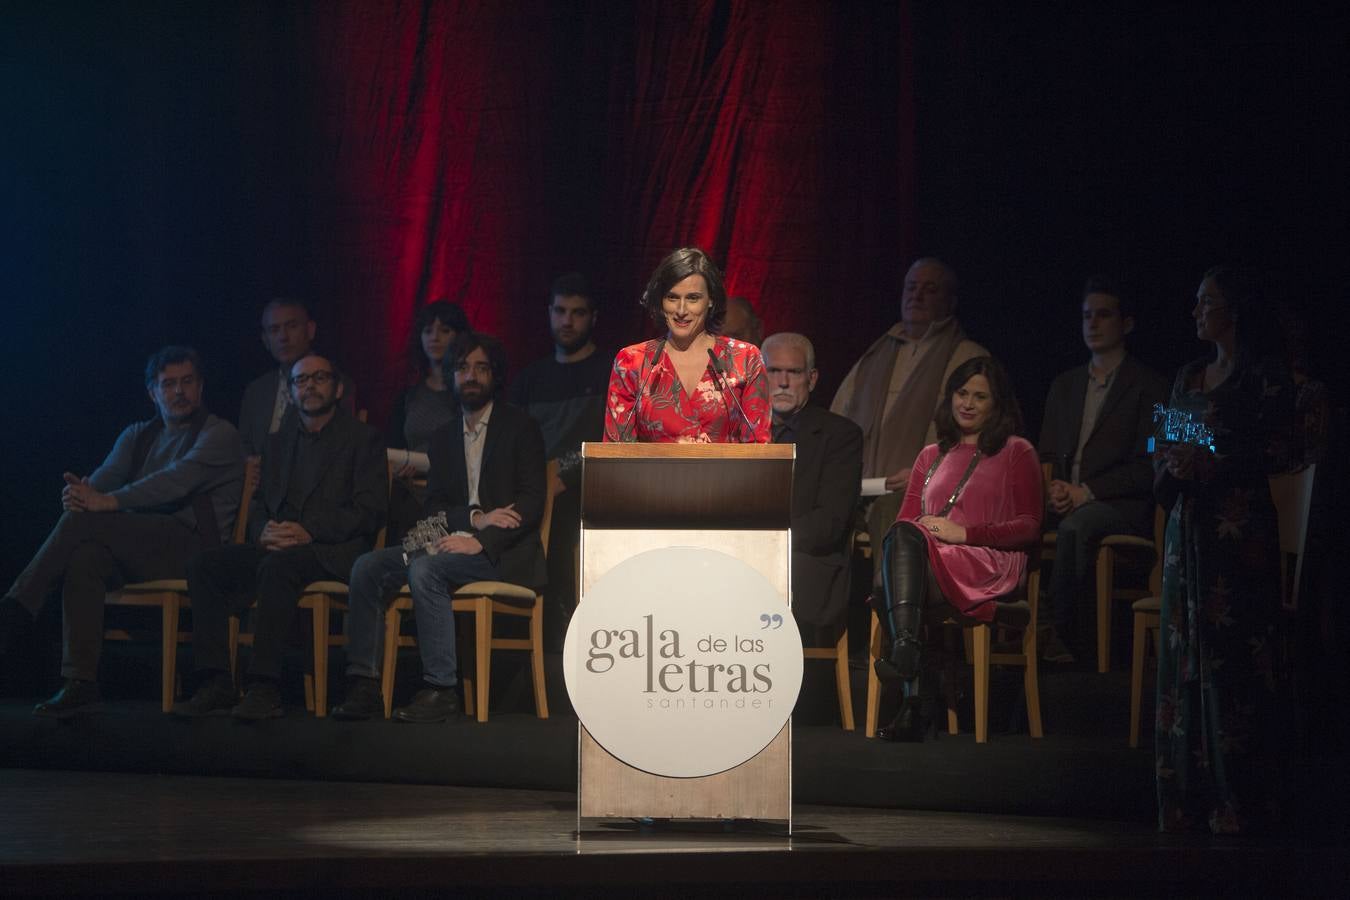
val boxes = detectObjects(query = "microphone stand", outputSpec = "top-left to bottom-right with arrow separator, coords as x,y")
707,347 -> 753,442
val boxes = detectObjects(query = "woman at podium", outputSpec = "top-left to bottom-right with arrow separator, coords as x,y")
603,247 -> 770,443
872,355 -> 1043,741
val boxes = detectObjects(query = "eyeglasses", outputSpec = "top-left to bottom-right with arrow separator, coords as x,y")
290,371 -> 336,387
455,362 -> 493,377
156,375 -> 199,393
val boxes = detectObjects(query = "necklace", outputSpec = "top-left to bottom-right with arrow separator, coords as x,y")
920,445 -> 983,518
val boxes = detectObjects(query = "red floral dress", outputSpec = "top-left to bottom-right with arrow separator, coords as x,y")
603,336 -> 771,443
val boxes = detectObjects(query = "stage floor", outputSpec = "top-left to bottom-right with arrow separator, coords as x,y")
2,768 -> 1346,898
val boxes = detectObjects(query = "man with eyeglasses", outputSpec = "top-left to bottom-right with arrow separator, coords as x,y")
763,333 -> 862,637
239,298 -> 357,457
331,332 -> 547,723
1,347 -> 244,717
174,353 -> 386,719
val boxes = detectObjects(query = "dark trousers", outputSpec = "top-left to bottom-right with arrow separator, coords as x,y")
1047,501 -> 1137,636
5,511 -> 201,681
185,543 -> 330,681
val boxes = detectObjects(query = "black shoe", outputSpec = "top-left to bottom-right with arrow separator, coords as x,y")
1039,628 -> 1075,664
33,678 -> 100,719
331,677 -> 384,721
171,672 -> 237,717
392,685 -> 461,723
231,681 -> 284,720
877,697 -> 932,743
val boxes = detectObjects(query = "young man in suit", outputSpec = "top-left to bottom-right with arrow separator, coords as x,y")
763,332 -> 863,636
1038,278 -> 1168,663
332,333 -> 547,723
174,353 -> 387,719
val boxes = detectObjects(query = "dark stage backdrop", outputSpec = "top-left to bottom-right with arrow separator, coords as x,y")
2,2 -> 1345,588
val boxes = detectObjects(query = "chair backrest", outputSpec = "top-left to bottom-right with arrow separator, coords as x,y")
538,459 -> 561,560
230,465 -> 261,545
1146,505 -> 1165,595
1268,464 -> 1316,611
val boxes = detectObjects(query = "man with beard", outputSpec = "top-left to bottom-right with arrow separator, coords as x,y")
174,353 -> 386,719
763,333 -> 862,635
331,333 -> 547,722
239,298 -> 356,456
508,273 -> 607,642
1,346 -> 243,717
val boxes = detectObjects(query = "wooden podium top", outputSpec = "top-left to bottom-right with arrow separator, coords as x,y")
581,442 -> 793,529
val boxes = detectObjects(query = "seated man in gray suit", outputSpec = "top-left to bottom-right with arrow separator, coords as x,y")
1,346 -> 243,717
175,353 -> 387,719
763,332 -> 863,637
239,298 -> 356,457
1038,278 -> 1168,663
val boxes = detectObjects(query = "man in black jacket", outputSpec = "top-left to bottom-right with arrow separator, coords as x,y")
1038,278 -> 1168,663
332,333 -> 547,723
763,333 -> 863,636
175,353 -> 387,718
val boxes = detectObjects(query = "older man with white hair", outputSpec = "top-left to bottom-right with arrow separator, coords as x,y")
763,332 -> 862,633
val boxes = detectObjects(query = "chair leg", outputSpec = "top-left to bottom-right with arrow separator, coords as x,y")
381,606 -> 402,719
311,595 -> 330,718
864,611 -> 881,738
1022,619 -> 1043,739
528,599 -> 549,719
160,594 -> 180,713
1129,611 -> 1148,748
973,623 -> 990,743
227,616 -> 239,680
833,626 -> 854,731
473,598 -> 492,723
1096,546 -> 1115,673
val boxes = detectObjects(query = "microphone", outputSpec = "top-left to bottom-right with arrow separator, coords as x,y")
620,339 -> 665,441
707,347 -> 753,442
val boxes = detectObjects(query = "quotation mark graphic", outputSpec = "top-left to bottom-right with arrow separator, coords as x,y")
759,613 -> 784,629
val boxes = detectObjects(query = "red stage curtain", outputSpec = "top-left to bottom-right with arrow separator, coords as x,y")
254,1 -> 914,425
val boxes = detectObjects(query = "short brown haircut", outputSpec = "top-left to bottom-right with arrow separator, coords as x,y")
639,247 -> 727,334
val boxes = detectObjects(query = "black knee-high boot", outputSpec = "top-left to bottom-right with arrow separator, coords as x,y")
875,521 -> 929,684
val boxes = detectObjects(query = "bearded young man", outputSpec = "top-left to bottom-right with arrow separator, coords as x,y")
175,353 -> 386,720
330,333 -> 547,723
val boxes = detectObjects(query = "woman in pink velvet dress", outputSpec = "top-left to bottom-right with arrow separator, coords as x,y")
873,355 -> 1043,741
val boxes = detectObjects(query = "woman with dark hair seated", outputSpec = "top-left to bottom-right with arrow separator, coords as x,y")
387,301 -> 470,537
1152,266 -> 1295,834
873,355 -> 1043,741
603,247 -> 770,443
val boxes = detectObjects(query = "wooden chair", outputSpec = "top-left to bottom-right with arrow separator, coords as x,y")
380,460 -> 559,722
1093,506 -> 1165,673
803,626 -> 854,732
1129,465 -> 1316,747
865,542 -> 1044,743
801,532 -> 857,731
102,472 -> 257,712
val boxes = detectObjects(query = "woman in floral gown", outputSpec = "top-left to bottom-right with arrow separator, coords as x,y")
603,247 -> 770,444
1153,266 -> 1294,834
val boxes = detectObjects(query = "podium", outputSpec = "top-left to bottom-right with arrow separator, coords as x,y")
572,441 -> 797,825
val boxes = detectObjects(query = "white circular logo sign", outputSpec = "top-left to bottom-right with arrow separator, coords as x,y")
564,546 -> 803,778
